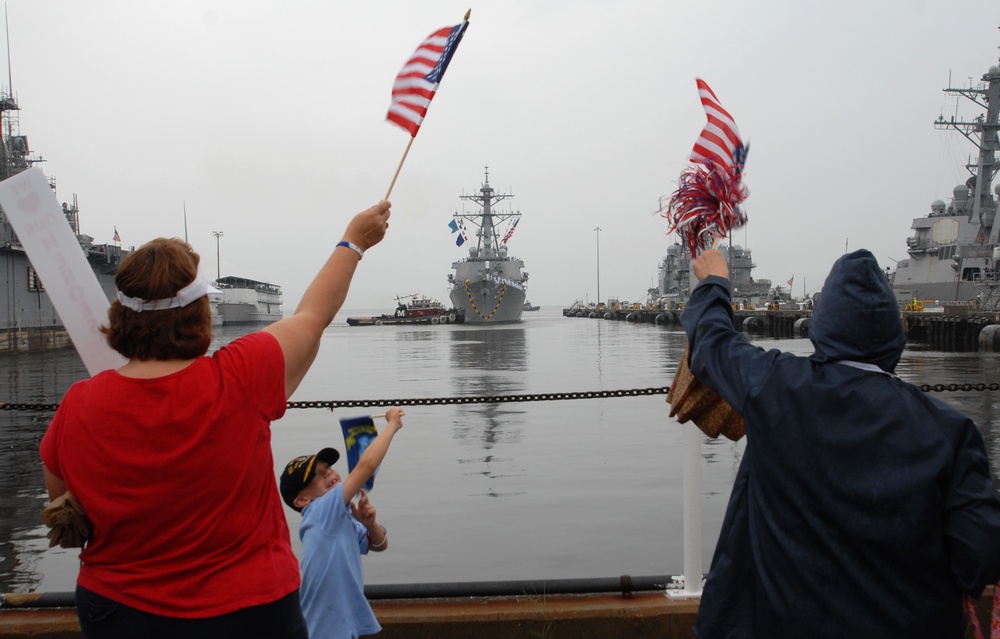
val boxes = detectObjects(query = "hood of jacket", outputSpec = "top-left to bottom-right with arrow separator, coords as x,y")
808,249 -> 905,372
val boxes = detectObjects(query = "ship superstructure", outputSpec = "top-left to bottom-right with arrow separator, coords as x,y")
650,242 -> 777,308
447,169 -> 528,323
891,56 -> 1000,305
0,86 -> 126,352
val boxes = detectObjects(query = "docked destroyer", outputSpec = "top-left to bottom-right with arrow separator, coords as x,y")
650,241 -> 785,308
447,170 -> 528,323
0,87 -> 127,353
890,53 -> 1000,306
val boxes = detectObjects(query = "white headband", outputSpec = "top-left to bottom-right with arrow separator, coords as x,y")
116,274 -> 220,312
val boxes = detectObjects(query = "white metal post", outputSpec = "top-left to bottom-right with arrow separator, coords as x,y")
667,265 -> 704,599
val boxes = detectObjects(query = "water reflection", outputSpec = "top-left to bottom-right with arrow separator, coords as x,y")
0,347 -> 86,593
448,327 -> 528,497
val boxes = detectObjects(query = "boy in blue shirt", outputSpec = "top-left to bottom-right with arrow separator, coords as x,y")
280,407 -> 404,639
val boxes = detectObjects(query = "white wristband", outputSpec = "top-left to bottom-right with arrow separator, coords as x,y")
369,525 -> 387,549
336,241 -> 364,260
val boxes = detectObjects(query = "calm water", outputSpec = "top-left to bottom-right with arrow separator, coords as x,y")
2,308 -> 999,594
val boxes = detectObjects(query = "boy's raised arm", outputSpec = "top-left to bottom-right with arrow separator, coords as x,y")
342,408 -> 404,504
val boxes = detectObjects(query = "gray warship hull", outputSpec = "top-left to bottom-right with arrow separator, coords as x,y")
449,270 -> 526,323
890,56 -> 1000,306
447,169 -> 528,324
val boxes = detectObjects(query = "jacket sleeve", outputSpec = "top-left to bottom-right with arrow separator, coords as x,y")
680,275 -> 780,414
943,416 -> 1000,594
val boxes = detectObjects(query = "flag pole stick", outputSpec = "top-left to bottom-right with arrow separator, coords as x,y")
385,137 -> 415,200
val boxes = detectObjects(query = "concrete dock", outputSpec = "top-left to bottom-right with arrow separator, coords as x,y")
564,303 -> 1000,349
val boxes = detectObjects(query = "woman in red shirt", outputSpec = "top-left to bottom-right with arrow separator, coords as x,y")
41,201 -> 390,638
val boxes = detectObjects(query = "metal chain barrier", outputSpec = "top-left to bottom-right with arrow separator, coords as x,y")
917,382 -> 1000,393
285,387 -> 671,410
4,382 -> 1000,412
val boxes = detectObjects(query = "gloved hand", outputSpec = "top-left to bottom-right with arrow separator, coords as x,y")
42,491 -> 92,548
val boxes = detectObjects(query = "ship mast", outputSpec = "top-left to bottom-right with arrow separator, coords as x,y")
456,166 -> 519,259
0,4 -> 40,183
935,56 -> 1000,242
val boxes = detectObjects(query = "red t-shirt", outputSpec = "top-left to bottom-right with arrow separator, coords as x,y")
40,331 -> 299,618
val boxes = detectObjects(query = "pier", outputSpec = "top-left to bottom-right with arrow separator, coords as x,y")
562,302 -> 813,339
563,303 -> 1000,349
2,586 -> 995,638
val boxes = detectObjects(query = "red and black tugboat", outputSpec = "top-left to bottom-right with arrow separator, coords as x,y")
346,294 -> 465,326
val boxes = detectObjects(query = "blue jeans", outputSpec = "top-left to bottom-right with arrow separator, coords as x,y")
76,585 -> 309,639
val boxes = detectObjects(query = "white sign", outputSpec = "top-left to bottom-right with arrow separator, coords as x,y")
0,167 -> 126,375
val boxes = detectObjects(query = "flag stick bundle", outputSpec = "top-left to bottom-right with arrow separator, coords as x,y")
662,79 -> 749,257
664,79 -> 749,440
384,10 -> 471,200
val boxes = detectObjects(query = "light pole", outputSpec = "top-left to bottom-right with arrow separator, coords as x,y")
212,231 -> 223,282
594,227 -> 601,306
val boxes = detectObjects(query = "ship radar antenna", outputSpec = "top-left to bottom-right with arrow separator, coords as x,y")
484,165 -> 489,185
4,4 -> 11,96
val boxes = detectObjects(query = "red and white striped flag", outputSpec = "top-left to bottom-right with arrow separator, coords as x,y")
690,78 -> 747,172
787,275 -> 794,287
501,218 -> 519,244
661,78 -> 750,257
386,15 -> 470,137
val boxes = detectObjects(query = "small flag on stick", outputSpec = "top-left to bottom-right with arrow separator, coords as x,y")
339,416 -> 380,492
384,10 -> 471,199
113,227 -> 121,243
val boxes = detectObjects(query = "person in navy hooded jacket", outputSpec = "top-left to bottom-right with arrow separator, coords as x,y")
682,248 -> 1000,638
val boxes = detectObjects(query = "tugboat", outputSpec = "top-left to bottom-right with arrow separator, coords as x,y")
522,301 -> 540,312
346,294 -> 464,326
447,168 -> 528,323
890,49 -> 1000,306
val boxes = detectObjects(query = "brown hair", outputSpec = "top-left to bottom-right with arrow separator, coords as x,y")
101,238 -> 212,360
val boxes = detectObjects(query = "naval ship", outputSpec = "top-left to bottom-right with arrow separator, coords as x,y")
0,88 -> 126,353
650,241 -> 783,308
214,275 -> 282,324
890,51 -> 1000,306
447,169 -> 528,323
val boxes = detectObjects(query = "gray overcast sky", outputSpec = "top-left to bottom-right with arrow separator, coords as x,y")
5,1 -> 999,311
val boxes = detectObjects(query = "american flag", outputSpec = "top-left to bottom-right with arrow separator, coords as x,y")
113,226 -> 121,242
690,79 -> 747,172
501,218 -> 519,244
787,275 -> 794,287
662,78 -> 749,258
386,15 -> 470,137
